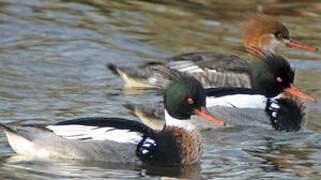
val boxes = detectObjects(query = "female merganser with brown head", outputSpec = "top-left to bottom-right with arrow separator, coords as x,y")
108,16 -> 317,90
0,73 -> 224,166
243,16 -> 317,53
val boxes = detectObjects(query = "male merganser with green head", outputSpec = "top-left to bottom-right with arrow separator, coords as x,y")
0,73 -> 224,166
124,51 -> 310,132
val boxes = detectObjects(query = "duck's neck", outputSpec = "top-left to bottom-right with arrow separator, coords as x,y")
245,37 -> 277,61
247,48 -> 276,62
163,110 -> 202,165
164,110 -> 196,131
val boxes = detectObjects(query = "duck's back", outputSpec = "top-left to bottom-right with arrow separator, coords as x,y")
166,52 -> 252,88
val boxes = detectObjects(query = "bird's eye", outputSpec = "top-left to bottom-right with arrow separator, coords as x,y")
187,98 -> 194,105
276,77 -> 282,83
275,31 -> 283,40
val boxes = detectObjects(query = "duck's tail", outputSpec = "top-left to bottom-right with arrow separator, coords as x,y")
0,123 -> 35,156
0,123 -> 15,134
107,63 -> 161,88
107,64 -> 121,76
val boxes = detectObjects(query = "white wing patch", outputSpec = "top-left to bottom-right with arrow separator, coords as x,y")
46,125 -> 143,144
167,61 -> 204,73
167,60 -> 220,74
204,68 -> 217,73
206,94 -> 267,109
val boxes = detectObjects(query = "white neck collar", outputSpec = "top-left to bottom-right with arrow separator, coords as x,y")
164,110 -> 196,131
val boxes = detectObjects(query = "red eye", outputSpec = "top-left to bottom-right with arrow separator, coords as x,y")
276,77 -> 282,83
275,31 -> 283,40
277,33 -> 283,39
187,98 -> 194,104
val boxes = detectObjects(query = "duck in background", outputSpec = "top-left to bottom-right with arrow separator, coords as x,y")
0,73 -> 225,166
107,16 -> 317,89
124,93 -> 306,132
123,50 -> 311,132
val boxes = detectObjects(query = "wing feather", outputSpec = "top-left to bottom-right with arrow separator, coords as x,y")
46,117 -> 156,144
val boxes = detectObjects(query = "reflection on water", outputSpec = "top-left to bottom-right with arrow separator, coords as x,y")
1,155 -> 201,179
2,157 -> 142,179
0,0 -> 320,179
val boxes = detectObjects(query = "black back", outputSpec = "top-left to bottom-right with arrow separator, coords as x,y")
206,87 -> 265,97
55,117 -> 156,136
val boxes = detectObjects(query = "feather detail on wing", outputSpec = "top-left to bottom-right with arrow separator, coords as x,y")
46,125 -> 143,143
167,61 -> 204,73
165,56 -> 252,88
166,52 -> 251,73
46,118 -> 156,144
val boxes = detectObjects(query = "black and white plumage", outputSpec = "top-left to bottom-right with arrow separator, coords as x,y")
0,74 -> 222,166
265,94 -> 306,131
0,117 -> 187,165
47,118 -> 150,143
203,90 -> 306,131
124,88 -> 307,132
0,118 -> 156,163
109,49 -> 316,104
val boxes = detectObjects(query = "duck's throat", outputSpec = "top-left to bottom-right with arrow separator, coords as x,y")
164,110 -> 196,131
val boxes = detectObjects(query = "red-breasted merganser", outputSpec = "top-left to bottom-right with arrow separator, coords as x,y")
107,16 -> 317,89
125,89 -> 306,132
113,50 -> 315,102
123,51 -> 311,131
0,73 -> 225,166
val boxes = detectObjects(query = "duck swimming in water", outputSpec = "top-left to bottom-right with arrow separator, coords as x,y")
108,16 -> 317,89
0,73 -> 225,166
123,51 -> 309,131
